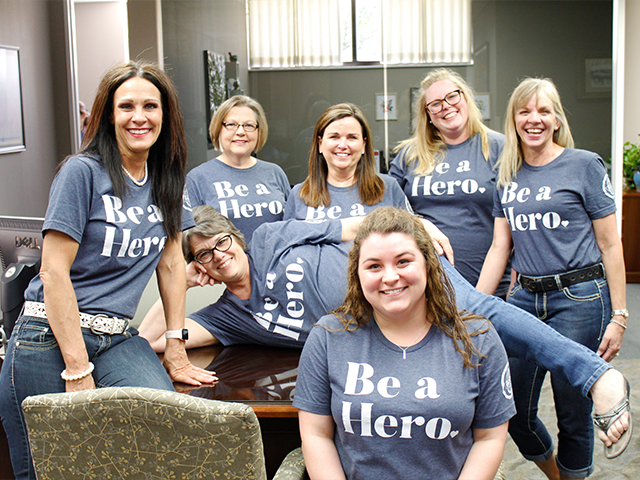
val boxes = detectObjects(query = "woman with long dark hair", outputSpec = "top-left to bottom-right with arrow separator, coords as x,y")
0,61 -> 215,479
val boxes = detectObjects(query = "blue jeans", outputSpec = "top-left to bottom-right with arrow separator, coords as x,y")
505,277 -> 610,478
440,258 -> 610,396
0,315 -> 174,480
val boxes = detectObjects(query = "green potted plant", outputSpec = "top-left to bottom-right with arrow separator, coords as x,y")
622,139 -> 640,191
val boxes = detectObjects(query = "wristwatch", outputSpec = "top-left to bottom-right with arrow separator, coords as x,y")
165,329 -> 189,340
611,309 -> 629,319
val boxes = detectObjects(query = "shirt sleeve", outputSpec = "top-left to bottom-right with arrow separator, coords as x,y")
582,154 -> 617,220
292,323 -> 332,415
388,149 -> 409,190
470,323 -> 516,429
42,157 -> 94,243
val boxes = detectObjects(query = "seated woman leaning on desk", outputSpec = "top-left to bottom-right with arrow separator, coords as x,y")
294,207 -> 516,479
138,205 -> 630,457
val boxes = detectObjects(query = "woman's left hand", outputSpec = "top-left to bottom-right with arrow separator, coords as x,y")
420,218 -> 454,265
597,322 -> 625,362
163,341 -> 218,385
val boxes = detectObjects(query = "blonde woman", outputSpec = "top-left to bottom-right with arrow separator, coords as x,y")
187,95 -> 290,240
477,78 -> 629,476
390,69 -> 509,295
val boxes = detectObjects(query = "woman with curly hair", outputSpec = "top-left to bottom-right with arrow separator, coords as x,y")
294,207 -> 515,479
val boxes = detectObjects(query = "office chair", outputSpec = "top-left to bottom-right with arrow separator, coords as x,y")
22,387 -> 306,480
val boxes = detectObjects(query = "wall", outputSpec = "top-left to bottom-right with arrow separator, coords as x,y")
0,0 -> 71,217
249,1 -> 613,186
491,1 -> 612,159
75,0 -> 129,111
624,0 -> 640,144
161,0 -> 249,172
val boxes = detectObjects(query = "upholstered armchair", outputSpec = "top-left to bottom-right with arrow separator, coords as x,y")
21,387 -> 306,480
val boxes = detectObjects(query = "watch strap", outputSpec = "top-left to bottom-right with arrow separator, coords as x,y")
165,329 -> 189,340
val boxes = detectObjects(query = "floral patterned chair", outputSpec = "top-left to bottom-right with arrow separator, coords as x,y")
21,386 -> 306,480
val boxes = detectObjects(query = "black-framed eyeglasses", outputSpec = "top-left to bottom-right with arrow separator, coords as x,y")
222,122 -> 258,132
194,234 -> 233,264
425,90 -> 463,115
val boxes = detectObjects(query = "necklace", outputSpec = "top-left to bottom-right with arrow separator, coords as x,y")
398,323 -> 429,360
122,162 -> 148,187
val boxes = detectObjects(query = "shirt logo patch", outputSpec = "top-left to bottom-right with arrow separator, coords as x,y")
501,363 -> 513,400
602,174 -> 614,199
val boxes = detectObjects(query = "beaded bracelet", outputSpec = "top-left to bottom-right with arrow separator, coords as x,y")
610,319 -> 628,330
60,362 -> 95,381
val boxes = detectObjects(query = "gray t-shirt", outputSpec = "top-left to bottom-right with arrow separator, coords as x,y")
294,314 -> 516,480
24,155 -> 195,319
493,148 -> 616,276
283,174 -> 411,221
390,131 -> 509,294
186,157 -> 291,239
188,219 -> 347,347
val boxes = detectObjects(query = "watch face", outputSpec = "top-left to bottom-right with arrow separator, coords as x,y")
182,329 -> 189,340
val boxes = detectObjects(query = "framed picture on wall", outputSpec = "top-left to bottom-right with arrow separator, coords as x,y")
581,58 -> 612,99
0,45 -> 26,154
376,93 -> 397,121
204,50 -> 226,148
410,87 -> 420,134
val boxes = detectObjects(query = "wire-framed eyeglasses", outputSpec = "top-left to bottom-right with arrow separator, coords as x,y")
222,122 -> 258,132
425,90 -> 463,115
194,234 -> 233,264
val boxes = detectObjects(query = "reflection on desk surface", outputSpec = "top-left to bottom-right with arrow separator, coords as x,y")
170,345 -> 301,404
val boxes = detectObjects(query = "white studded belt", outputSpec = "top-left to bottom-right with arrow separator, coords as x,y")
23,301 -> 130,335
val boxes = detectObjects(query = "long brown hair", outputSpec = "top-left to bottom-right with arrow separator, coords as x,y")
333,207 -> 486,368
73,61 -> 187,240
298,103 -> 384,208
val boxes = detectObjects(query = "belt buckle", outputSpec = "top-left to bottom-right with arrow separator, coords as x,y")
89,314 -> 129,335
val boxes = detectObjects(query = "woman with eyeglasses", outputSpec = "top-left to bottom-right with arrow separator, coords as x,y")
138,203 -> 631,464
186,95 -> 291,240
389,69 -> 510,296
477,78 -> 629,476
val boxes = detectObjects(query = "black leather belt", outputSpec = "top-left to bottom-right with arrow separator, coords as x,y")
518,264 -> 604,293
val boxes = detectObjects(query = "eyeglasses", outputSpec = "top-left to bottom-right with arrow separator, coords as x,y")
222,122 -> 258,132
425,90 -> 463,115
194,234 -> 233,264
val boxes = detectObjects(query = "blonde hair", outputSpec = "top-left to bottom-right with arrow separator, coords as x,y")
208,95 -> 268,152
333,207 -> 487,368
496,77 -> 574,187
394,69 -> 490,176
298,103 -> 384,208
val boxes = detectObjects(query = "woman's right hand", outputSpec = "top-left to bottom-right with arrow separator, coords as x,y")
186,261 -> 218,289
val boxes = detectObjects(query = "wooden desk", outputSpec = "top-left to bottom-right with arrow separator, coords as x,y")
165,345 -> 302,478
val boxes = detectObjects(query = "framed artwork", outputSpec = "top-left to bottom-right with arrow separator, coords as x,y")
476,93 -> 491,120
0,46 -> 26,154
581,58 -> 612,98
376,93 -> 397,121
204,51 -> 226,148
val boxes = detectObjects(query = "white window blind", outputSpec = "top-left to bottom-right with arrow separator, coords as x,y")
247,0 -> 471,68
248,0 -> 342,68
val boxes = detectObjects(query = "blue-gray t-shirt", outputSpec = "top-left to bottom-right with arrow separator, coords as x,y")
294,315 -> 515,480
283,174 -> 411,221
493,148 -> 616,276
186,157 -> 291,240
390,132 -> 509,294
24,155 -> 195,319
188,219 -> 347,347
